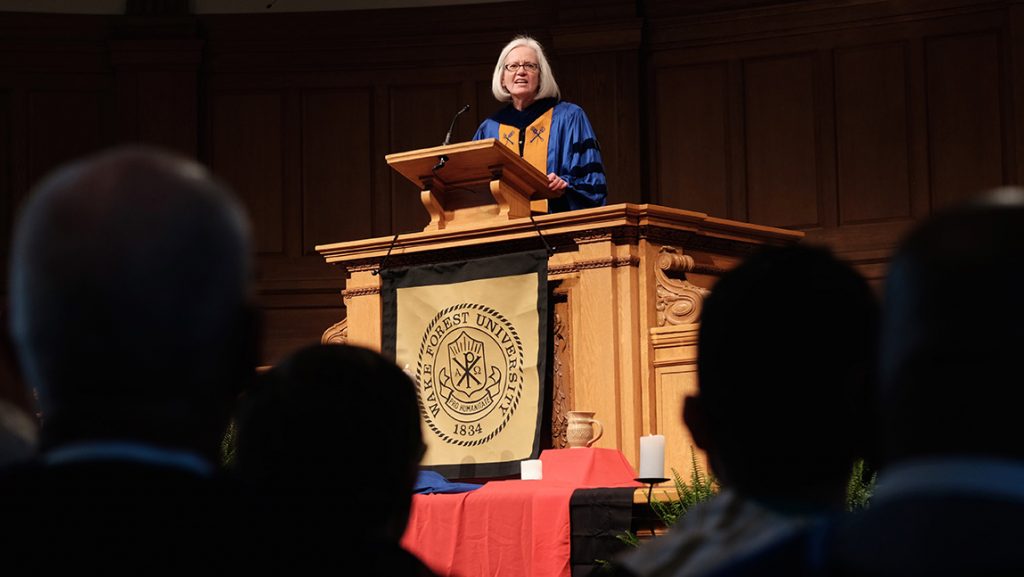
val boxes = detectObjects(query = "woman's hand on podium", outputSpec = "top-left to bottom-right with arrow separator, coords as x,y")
547,173 -> 568,192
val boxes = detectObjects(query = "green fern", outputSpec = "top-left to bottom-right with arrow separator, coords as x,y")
616,531 -> 640,548
845,459 -> 876,512
220,421 -> 238,468
649,451 -> 719,527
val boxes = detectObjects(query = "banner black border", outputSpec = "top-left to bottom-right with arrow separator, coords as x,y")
381,250 -> 549,480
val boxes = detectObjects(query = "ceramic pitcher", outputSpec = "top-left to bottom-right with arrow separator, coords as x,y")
566,411 -> 604,448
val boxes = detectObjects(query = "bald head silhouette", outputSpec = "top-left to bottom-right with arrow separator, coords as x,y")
8,146 -> 256,459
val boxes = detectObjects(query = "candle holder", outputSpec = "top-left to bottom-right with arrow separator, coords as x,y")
635,477 -> 670,501
635,477 -> 670,537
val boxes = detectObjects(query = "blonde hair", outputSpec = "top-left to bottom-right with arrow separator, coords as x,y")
490,35 -> 561,103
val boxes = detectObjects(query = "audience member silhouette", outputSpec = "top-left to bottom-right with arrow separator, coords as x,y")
821,187 -> 1024,576
611,245 -> 879,577
234,343 -> 437,576
1,309 -> 37,466
1,146 -> 259,574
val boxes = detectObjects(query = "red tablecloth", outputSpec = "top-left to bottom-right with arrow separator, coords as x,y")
402,448 -> 641,577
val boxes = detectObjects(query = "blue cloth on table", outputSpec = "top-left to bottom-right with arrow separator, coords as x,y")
414,470 -> 482,494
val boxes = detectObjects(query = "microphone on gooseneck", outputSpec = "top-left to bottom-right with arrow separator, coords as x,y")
434,104 -> 471,171
378,106 -> 471,275
442,104 -> 471,146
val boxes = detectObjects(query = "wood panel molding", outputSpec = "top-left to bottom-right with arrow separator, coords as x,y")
645,0 -> 1012,49
652,61 -> 731,213
551,19 -> 643,54
834,41 -> 913,225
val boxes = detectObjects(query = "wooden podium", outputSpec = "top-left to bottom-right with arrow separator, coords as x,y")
386,139 -> 560,231
317,144 -> 803,479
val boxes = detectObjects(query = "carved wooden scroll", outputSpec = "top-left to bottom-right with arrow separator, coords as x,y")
550,283 -> 572,449
655,246 -> 710,326
321,318 -> 349,345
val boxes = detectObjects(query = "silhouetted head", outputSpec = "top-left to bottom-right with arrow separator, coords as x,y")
8,146 -> 256,460
0,306 -> 33,416
687,245 -> 879,508
235,344 -> 425,540
879,187 -> 1024,464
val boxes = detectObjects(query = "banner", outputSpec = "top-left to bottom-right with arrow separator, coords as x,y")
382,251 -> 548,478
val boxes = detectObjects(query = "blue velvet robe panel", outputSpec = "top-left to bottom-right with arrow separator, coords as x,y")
473,100 -> 607,213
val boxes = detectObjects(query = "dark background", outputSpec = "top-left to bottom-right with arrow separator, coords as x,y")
0,0 -> 1019,364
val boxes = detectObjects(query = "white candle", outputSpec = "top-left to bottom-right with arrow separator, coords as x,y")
521,459 -> 543,480
638,435 -> 665,479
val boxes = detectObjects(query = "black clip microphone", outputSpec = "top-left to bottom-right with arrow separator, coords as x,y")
434,104 -> 471,171
372,233 -> 400,277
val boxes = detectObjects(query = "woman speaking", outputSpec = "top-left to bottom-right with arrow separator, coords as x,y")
473,36 -> 608,212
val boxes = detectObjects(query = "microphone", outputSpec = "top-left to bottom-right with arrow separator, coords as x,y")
434,104 -> 471,171
443,104 -> 471,146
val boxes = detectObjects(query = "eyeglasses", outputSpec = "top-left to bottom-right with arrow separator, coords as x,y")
504,62 -> 539,73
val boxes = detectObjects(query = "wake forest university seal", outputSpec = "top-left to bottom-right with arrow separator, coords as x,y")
417,303 -> 525,447
382,251 -> 547,476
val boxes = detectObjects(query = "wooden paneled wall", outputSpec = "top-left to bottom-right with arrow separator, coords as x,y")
645,0 -> 1021,282
0,0 -> 1021,365
193,2 -> 641,361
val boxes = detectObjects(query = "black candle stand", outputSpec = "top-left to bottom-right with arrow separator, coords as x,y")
635,477 -> 670,537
